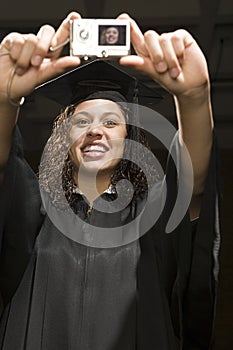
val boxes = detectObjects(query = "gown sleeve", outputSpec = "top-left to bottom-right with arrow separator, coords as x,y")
162,130 -> 221,350
0,127 -> 44,310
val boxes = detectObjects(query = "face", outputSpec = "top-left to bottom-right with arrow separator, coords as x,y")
69,99 -> 127,175
104,27 -> 119,45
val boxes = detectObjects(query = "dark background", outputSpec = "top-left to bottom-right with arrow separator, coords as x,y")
0,1 -> 232,348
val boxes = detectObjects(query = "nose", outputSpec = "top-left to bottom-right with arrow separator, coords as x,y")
86,123 -> 104,137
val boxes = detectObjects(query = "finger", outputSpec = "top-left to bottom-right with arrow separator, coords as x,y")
36,56 -> 81,84
50,11 -> 82,56
171,29 -> 194,64
120,55 -> 145,67
150,32 -> 182,79
170,33 -> 185,65
1,33 -> 24,58
1,35 -> 14,51
158,31 -> 194,78
30,24 -> 55,66
144,30 -> 168,73
117,13 -> 148,57
14,34 -> 38,74
120,54 -> 165,87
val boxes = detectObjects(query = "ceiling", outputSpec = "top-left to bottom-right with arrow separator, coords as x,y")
0,0 -> 232,151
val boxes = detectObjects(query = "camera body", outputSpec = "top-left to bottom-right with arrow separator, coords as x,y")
70,19 -> 131,59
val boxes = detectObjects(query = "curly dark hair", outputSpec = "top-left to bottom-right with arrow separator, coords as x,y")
39,102 -> 159,208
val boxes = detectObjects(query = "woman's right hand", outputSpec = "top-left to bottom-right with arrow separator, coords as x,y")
0,11 -> 81,105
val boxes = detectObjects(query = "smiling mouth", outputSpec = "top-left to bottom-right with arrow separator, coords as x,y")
81,144 -> 109,159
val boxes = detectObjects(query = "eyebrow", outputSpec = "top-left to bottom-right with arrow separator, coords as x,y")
72,111 -> 125,121
72,111 -> 91,118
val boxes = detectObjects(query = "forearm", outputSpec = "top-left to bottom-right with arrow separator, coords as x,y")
0,12 -> 82,188
174,84 -> 214,195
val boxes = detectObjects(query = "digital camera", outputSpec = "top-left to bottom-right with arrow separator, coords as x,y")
70,19 -> 131,59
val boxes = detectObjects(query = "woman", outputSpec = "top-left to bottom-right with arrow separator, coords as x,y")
100,26 -> 120,45
0,11 -> 220,350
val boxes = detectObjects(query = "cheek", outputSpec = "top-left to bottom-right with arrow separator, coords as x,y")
110,129 -> 127,154
69,140 -> 83,166
69,128 -> 87,160
112,125 -> 126,140
120,125 -> 127,141
70,127 -> 86,144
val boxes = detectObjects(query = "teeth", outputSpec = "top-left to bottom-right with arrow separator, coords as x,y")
83,145 -> 107,153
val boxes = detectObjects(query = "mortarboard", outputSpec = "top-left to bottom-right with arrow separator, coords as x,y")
30,59 -> 162,108
19,59 -> 163,157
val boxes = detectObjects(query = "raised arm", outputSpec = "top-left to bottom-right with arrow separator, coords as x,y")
119,13 -> 214,219
0,12 -> 81,185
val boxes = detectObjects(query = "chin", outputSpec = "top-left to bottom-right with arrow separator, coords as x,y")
78,160 -> 116,175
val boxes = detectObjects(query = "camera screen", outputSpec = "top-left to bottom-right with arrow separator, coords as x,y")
98,25 -> 127,46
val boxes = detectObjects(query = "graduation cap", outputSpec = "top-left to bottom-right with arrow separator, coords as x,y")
31,59 -> 162,108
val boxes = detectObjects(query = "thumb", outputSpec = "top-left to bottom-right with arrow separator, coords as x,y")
37,56 -> 81,85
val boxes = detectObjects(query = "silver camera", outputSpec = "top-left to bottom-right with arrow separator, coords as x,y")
70,19 -> 131,59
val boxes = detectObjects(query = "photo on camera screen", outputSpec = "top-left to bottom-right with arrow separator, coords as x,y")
98,25 -> 127,46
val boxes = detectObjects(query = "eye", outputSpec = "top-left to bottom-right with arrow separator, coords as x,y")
103,120 -> 118,127
74,118 -> 90,127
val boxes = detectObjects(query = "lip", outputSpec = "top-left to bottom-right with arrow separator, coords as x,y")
81,142 -> 109,160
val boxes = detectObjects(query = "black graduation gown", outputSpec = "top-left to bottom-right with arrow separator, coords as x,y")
0,128 -> 221,350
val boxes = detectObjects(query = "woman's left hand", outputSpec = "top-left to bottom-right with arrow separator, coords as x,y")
118,13 -> 210,100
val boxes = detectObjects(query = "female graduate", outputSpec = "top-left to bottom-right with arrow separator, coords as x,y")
99,26 -> 120,45
0,11 -> 220,350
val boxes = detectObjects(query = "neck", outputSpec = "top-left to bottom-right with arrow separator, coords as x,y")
73,169 -> 113,206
